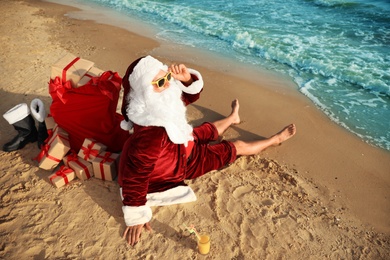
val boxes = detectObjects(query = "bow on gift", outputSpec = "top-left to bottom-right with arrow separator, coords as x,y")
50,165 -> 73,184
66,152 -> 91,179
49,76 -> 72,104
49,56 -> 80,104
81,142 -> 100,160
97,152 -> 116,180
98,152 -> 115,163
33,127 -> 69,163
33,143 -> 61,163
88,71 -> 122,100
65,152 -> 79,164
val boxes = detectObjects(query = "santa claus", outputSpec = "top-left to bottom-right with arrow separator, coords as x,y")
118,56 -> 296,246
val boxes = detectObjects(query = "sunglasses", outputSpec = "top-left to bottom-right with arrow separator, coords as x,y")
151,72 -> 172,88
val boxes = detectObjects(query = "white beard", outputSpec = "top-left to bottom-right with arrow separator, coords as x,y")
127,79 -> 194,145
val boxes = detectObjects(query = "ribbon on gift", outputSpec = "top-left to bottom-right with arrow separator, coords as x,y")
66,153 -> 91,179
49,76 -> 72,104
97,152 -> 115,181
62,57 -> 80,83
81,141 -> 100,160
50,165 -> 73,185
64,152 -> 78,167
43,123 -> 60,143
33,143 -> 61,163
44,128 -> 69,148
33,132 -> 69,162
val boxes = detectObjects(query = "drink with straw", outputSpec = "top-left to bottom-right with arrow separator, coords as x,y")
182,224 -> 211,254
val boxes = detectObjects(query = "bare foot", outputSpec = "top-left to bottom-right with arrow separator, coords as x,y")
273,124 -> 296,145
230,99 -> 241,125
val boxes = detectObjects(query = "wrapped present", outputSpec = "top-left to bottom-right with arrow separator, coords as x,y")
78,138 -> 107,162
35,127 -> 71,170
45,114 -> 56,130
51,53 -> 94,88
63,153 -> 94,181
45,124 -> 69,144
76,66 -> 105,87
49,165 -> 75,188
92,151 -> 120,181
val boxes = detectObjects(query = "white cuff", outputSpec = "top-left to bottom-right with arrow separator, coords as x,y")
120,119 -> 133,131
177,68 -> 203,95
146,186 -> 197,206
30,98 -> 47,123
122,205 -> 152,226
120,186 -> 197,226
3,103 -> 30,125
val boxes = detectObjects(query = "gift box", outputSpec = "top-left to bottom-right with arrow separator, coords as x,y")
49,166 -> 75,188
43,124 -> 69,151
92,151 -> 120,181
76,66 -> 105,87
51,53 -> 94,88
45,124 -> 69,143
63,153 -> 94,181
78,138 -> 107,162
36,127 -> 71,170
45,115 -> 56,130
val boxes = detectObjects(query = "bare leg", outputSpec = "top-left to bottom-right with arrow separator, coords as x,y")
213,99 -> 241,136
233,124 -> 296,156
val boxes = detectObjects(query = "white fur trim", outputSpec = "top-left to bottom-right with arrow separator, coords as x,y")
120,186 -> 197,226
176,68 -> 203,94
3,103 -> 30,125
122,205 -> 152,226
120,120 -> 133,131
145,186 -> 197,206
30,98 -> 47,123
129,56 -> 168,90
164,121 -> 194,146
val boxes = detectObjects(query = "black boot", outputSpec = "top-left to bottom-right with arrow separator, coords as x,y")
2,103 -> 38,152
36,122 -> 48,148
30,98 -> 49,149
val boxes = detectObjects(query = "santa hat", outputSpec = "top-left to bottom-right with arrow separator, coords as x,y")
120,56 -> 204,131
120,56 -> 143,131
120,56 -> 167,130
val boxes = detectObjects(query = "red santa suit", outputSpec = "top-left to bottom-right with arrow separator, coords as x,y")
118,56 -> 237,226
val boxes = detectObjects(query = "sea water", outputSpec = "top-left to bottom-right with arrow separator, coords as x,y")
67,0 -> 390,151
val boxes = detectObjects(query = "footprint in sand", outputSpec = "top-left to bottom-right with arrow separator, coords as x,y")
261,199 -> 274,206
232,186 -> 252,199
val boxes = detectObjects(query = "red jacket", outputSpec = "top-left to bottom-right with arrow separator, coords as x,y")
118,92 -> 201,207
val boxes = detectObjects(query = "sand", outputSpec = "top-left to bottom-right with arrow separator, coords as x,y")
0,0 -> 389,259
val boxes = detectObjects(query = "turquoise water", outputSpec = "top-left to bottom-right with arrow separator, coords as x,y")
81,0 -> 390,151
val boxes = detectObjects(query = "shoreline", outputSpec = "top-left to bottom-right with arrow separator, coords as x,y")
45,0 -> 300,92
1,0 -> 389,258
45,0 -> 389,153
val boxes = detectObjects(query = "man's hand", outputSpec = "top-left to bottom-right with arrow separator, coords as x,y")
123,222 -> 153,246
169,64 -> 193,85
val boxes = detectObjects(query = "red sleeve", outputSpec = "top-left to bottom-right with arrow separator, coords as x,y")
120,127 -> 166,206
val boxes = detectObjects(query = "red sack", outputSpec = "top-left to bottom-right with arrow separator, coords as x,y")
49,71 -> 130,153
